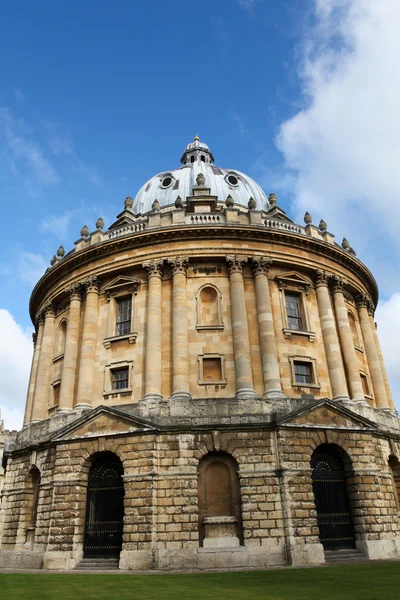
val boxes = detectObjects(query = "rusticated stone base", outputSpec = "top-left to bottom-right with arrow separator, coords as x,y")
356,539 -> 400,560
43,550 -> 82,570
0,549 -> 44,569
119,550 -> 154,570
289,541 -> 325,566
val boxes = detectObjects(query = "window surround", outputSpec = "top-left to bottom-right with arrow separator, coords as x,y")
288,356 -> 320,390
347,309 -> 364,353
102,277 -> 140,348
103,360 -> 133,397
360,370 -> 373,400
198,353 -> 226,386
49,379 -> 61,412
53,318 -> 68,361
276,273 -> 315,342
195,284 -> 224,330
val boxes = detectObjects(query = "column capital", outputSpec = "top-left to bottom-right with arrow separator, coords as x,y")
168,256 -> 189,276
251,255 -> 272,276
81,275 -> 99,294
356,292 -> 375,315
41,301 -> 56,319
330,275 -> 347,294
32,332 -> 37,347
65,282 -> 82,301
143,259 -> 164,279
313,268 -> 331,288
35,310 -> 45,327
226,254 -> 248,275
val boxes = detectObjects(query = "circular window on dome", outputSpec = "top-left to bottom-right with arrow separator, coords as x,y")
227,173 -> 239,186
161,175 -> 173,188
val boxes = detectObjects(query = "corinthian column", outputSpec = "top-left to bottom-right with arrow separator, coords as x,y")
143,259 -> 164,401
370,316 -> 395,411
314,270 -> 349,401
75,276 -> 99,409
356,294 -> 389,409
251,256 -> 284,400
31,303 -> 56,422
331,277 -> 364,402
168,256 -> 191,400
58,283 -> 82,412
226,255 -> 255,398
24,319 -> 44,425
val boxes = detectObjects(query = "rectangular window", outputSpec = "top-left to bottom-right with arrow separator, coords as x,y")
53,383 -> 60,406
285,292 -> 303,331
294,361 -> 313,384
203,357 -> 223,383
112,367 -> 129,390
361,373 -> 370,396
116,297 -> 132,336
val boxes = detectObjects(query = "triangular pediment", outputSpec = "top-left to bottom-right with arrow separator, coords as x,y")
51,406 -> 158,441
275,271 -> 312,291
277,399 -> 378,431
264,206 -> 293,223
103,276 -> 141,294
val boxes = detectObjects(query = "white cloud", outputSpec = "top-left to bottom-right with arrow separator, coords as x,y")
17,252 -> 47,285
0,309 -> 33,431
275,0 -> 400,297
0,107 -> 59,187
375,294 -> 400,412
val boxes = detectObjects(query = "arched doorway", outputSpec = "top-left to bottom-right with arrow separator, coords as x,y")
84,453 -> 124,558
311,445 -> 355,550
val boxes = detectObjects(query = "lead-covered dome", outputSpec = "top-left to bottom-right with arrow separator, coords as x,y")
132,137 -> 269,214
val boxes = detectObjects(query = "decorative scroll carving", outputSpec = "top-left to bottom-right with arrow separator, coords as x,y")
330,275 -> 348,294
64,282 -> 82,301
168,256 -> 189,276
313,269 -> 331,288
81,275 -> 99,293
226,255 -> 248,275
355,292 -> 375,315
143,259 -> 164,279
251,256 -> 272,276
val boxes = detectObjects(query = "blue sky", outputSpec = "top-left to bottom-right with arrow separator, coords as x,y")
1,0 -> 399,428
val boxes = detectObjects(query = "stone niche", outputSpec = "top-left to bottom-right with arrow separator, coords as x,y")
203,515 -> 240,548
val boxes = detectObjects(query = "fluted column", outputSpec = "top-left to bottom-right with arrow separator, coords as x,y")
23,319 -> 44,425
75,276 -> 99,409
31,303 -> 56,422
314,270 -> 349,401
356,294 -> 389,409
331,277 -> 364,402
58,283 -> 82,412
226,255 -> 255,398
143,259 -> 164,401
370,316 -> 395,411
251,256 -> 284,400
168,256 -> 191,400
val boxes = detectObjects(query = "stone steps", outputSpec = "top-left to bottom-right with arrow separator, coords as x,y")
325,549 -> 365,564
74,558 -> 120,570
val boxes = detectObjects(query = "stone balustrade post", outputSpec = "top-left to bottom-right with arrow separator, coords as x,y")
143,259 -> 164,401
226,255 -> 255,398
58,283 -> 82,412
75,276 -> 99,409
314,270 -> 349,401
331,277 -> 364,402
31,303 -> 56,422
251,256 -> 285,400
168,256 -> 191,400
356,294 -> 389,409
23,319 -> 44,425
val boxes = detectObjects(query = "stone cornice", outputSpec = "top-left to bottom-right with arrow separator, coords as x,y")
29,224 -> 378,322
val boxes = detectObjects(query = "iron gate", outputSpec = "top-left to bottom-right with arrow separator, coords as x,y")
311,447 -> 355,550
84,454 -> 124,557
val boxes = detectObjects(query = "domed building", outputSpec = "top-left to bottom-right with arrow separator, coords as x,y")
1,137 -> 400,571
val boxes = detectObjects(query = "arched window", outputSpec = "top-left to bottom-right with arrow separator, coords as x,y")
196,285 -> 223,329
311,444 -> 355,550
348,312 -> 360,348
201,155 -> 205,162
190,155 -> 195,163
198,453 -> 243,547
55,319 -> 67,357
389,456 -> 400,510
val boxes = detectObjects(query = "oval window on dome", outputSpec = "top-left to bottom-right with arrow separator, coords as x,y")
227,174 -> 239,186
161,176 -> 172,188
